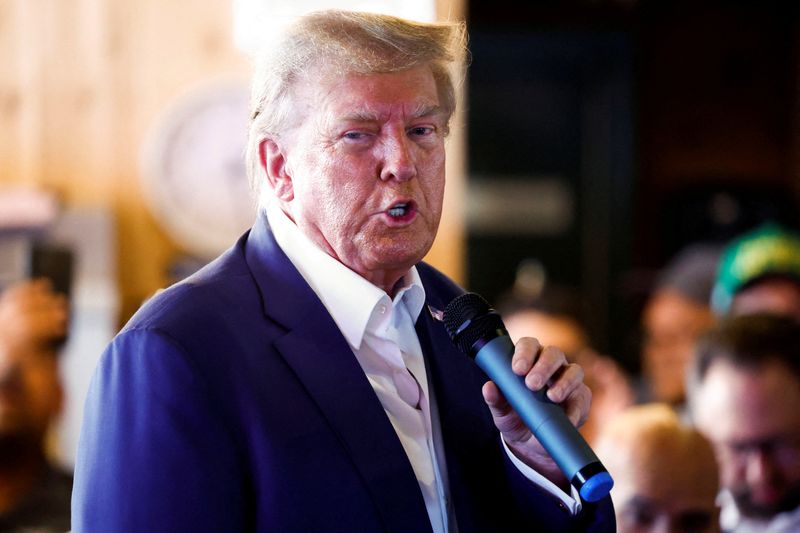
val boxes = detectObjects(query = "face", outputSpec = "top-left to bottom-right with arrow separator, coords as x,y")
643,290 -> 715,403
611,436 -> 720,533
615,496 -> 719,533
693,359 -> 800,519
504,310 -> 587,357
731,278 -> 800,320
0,342 -> 62,440
261,65 -> 447,293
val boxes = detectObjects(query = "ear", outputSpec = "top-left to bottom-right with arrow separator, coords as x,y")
259,138 -> 294,202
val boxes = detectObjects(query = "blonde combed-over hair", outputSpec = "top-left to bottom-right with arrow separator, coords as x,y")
245,10 -> 467,197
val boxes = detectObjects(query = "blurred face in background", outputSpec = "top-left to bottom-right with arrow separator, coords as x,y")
731,278 -> 800,320
642,290 -> 715,404
612,454 -> 720,533
693,358 -> 800,521
597,406 -> 720,533
505,308 -> 634,445
504,310 -> 588,357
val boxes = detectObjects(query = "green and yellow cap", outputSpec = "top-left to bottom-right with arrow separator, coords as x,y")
712,223 -> 800,315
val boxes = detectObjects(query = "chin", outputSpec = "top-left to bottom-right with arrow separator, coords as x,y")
373,253 -> 424,273
735,486 -> 800,520
371,238 -> 432,266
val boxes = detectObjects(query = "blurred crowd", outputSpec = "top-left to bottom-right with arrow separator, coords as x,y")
4,219 -> 800,532
501,222 -> 800,532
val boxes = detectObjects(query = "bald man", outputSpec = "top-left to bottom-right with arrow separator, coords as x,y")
595,404 -> 719,533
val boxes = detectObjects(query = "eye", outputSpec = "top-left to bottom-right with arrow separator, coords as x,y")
621,505 -> 656,528
409,126 -> 434,137
677,511 -> 713,532
343,131 -> 368,141
630,509 -> 656,527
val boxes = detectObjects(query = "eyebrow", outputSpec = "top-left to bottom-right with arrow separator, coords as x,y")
338,103 -> 444,123
623,496 -> 658,513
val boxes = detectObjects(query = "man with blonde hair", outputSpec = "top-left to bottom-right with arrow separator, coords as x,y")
595,404 -> 720,532
73,10 -> 613,532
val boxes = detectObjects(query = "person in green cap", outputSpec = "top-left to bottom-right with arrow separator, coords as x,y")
712,223 -> 800,320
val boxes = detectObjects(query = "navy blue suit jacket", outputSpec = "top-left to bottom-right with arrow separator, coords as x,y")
72,214 -> 614,532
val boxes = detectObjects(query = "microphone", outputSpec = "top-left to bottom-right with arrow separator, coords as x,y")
443,292 -> 613,503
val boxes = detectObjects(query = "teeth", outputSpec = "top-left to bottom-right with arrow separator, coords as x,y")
388,204 -> 407,217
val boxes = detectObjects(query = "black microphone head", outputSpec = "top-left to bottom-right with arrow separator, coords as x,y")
443,293 -> 491,335
443,292 -> 506,356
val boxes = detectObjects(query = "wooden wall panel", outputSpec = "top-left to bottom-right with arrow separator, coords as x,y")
111,0 -> 251,319
424,0 -> 467,285
1,0 -> 467,324
38,0 -> 114,205
0,0 -> 44,186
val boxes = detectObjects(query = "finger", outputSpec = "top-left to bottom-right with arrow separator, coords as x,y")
28,287 -> 67,316
562,384 -> 592,428
49,305 -> 70,336
482,381 -> 531,443
481,381 -> 511,418
511,337 -> 542,377
524,345 -> 567,391
2,281 -> 47,311
9,278 -> 52,304
41,291 -> 68,315
545,363 -> 584,403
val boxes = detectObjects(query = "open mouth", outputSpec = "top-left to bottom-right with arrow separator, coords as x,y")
385,200 -> 417,224
384,200 -> 417,223
388,203 -> 410,218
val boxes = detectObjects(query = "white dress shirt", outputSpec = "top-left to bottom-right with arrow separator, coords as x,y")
719,490 -> 800,533
266,203 -> 581,531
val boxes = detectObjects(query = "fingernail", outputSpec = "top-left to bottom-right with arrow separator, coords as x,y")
527,375 -> 543,390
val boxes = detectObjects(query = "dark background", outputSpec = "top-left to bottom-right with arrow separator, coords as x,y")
464,0 -> 800,372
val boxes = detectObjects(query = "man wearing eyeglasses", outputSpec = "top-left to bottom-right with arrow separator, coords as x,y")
688,314 -> 800,532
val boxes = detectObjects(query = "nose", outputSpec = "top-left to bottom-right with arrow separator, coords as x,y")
745,448 -> 780,496
379,131 -> 417,182
651,517 -> 670,533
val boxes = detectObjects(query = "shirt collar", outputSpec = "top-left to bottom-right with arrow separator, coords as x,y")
266,202 -> 425,350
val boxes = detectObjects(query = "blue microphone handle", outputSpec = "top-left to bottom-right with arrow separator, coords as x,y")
476,335 -> 611,500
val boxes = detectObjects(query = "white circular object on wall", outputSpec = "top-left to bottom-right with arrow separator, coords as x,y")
141,79 -> 257,259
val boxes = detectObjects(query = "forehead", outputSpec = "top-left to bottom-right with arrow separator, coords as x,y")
504,310 -> 586,354
293,65 -> 442,124
732,278 -> 800,318
644,290 -> 712,331
618,494 -> 717,518
695,359 -> 800,442
612,443 -> 718,507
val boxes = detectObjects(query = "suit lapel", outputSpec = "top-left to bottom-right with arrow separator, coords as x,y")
416,285 -> 498,533
244,214 -> 432,533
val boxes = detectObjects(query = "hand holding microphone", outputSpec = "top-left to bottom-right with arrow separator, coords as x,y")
443,292 -> 613,503
481,337 -> 590,481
